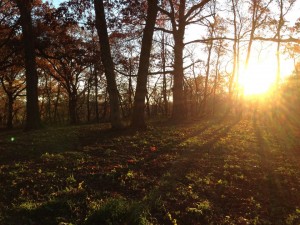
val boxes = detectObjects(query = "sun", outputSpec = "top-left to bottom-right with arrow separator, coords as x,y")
238,57 -> 293,96
239,64 -> 276,96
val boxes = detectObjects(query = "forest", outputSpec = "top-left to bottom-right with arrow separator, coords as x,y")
1,0 -> 300,224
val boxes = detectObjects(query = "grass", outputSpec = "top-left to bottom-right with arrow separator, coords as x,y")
0,114 -> 300,224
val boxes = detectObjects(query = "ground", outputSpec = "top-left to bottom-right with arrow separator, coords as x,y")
0,114 -> 300,225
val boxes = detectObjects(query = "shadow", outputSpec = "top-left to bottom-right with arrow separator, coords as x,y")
252,116 -> 290,224
2,189 -> 88,225
137,117 -> 241,224
174,114 -> 241,147
126,115 -> 242,173
4,199 -> 73,225
168,117 -> 241,171
0,115 -> 241,225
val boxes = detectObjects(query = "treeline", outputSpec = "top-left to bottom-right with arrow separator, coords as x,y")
0,0 -> 299,130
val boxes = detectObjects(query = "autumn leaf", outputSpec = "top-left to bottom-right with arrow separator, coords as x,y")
150,146 -> 157,152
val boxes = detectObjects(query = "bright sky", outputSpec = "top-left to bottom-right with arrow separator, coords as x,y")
47,0 -> 299,96
50,0 -> 64,7
183,1 -> 300,96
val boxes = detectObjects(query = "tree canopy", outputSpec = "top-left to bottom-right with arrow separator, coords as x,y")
0,0 -> 299,129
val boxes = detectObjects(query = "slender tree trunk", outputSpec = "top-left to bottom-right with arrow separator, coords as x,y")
45,75 -> 52,123
87,75 -> 91,122
229,0 -> 237,97
94,68 -> 100,123
94,0 -> 123,129
191,63 -> 200,115
244,0 -> 258,70
128,61 -> 133,117
6,94 -> 14,129
53,84 -> 61,123
212,44 -> 221,116
68,92 -> 77,124
276,41 -> 281,87
273,0 -> 285,117
145,94 -> 151,118
101,89 -> 108,121
131,0 -> 158,129
203,40 -> 213,115
15,0 -> 41,130
161,32 -> 168,116
276,0 -> 284,90
227,0 -> 239,116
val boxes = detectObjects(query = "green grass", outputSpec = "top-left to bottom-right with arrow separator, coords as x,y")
0,115 -> 300,224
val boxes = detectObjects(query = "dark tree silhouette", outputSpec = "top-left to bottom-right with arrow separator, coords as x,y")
93,0 -> 123,129
14,0 -> 41,130
131,0 -> 159,129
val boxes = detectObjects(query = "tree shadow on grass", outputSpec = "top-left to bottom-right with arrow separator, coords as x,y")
0,123 -> 114,164
2,190 -> 88,225
252,116 -> 294,224
139,117 -> 241,224
0,116 -> 243,225
166,116 -> 241,177
4,199 -> 73,225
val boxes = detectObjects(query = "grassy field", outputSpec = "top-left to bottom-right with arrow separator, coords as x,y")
0,114 -> 300,225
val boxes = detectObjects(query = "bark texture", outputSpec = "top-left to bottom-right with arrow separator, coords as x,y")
15,0 -> 41,130
94,0 -> 123,129
131,0 -> 158,129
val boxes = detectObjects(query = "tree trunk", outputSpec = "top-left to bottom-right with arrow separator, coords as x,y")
146,94 -> 151,118
276,0 -> 284,90
45,75 -> 52,123
128,68 -> 133,117
131,0 -> 158,129
6,94 -> 14,129
101,90 -> 108,121
172,41 -> 185,120
162,0 -> 211,121
229,0 -> 237,96
53,84 -> 61,123
203,40 -> 213,115
94,67 -> 100,123
228,0 -> 239,115
244,0 -> 258,70
171,0 -> 186,121
212,44 -> 221,115
68,93 -> 77,125
162,32 -> 168,116
93,0 -> 123,129
15,0 -> 41,131
87,75 -> 91,122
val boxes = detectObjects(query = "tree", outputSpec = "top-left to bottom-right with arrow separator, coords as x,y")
201,1 -> 218,114
14,0 -> 41,130
0,59 -> 25,129
93,0 -> 123,129
158,0 -> 211,121
244,0 -> 272,70
273,0 -> 296,89
38,24 -> 90,124
228,0 -> 239,105
131,0 -> 159,129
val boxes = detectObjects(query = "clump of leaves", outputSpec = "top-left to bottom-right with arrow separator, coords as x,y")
186,200 -> 213,222
41,152 -> 65,162
85,197 -> 150,225
286,208 -> 300,225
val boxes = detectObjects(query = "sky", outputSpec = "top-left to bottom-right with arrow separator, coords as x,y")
48,0 -> 299,83
50,0 -> 64,7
